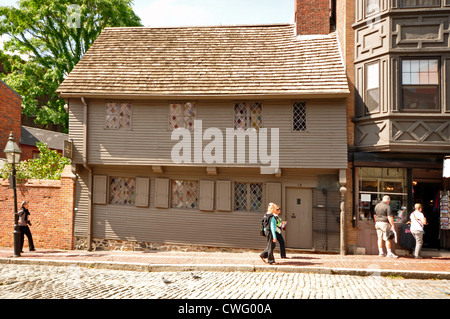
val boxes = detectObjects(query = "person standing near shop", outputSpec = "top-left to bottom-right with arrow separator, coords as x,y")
374,195 -> 398,258
18,201 -> 36,252
410,203 -> 428,259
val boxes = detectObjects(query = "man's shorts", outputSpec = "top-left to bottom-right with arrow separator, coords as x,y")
375,221 -> 390,241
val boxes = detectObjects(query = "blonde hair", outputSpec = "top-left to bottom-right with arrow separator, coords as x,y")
267,202 -> 276,213
414,203 -> 422,211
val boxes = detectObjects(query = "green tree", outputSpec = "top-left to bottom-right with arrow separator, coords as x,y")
0,0 -> 142,132
0,142 -> 71,180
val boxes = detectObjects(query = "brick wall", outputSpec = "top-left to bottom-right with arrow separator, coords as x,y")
0,80 -> 21,158
295,0 -> 331,36
0,165 -> 75,250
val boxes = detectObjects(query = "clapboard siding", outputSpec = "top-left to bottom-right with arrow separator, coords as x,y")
74,168 -> 89,237
68,98 -> 347,169
73,165 -> 339,249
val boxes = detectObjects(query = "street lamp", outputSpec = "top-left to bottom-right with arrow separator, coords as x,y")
3,132 -> 22,257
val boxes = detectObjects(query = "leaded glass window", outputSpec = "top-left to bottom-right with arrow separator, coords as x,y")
109,177 -> 136,205
171,180 -> 199,209
234,102 -> 262,130
105,101 -> 132,129
169,102 -> 197,130
293,102 -> 307,131
234,182 -> 263,212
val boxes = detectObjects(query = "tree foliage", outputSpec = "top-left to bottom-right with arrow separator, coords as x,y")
0,0 -> 142,132
0,142 -> 71,180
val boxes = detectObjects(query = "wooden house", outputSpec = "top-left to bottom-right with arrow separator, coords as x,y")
57,1 -> 350,252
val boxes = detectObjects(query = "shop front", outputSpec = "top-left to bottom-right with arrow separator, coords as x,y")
353,153 -> 450,255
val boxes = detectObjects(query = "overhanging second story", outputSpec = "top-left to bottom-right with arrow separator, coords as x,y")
352,0 -> 450,153
57,24 -> 350,171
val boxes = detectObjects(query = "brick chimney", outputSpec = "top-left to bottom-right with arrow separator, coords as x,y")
295,0 -> 331,36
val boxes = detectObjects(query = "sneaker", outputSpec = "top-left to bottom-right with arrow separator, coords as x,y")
387,253 -> 398,258
378,253 -> 385,257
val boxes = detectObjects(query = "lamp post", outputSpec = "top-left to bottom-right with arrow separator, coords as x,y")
3,132 -> 22,257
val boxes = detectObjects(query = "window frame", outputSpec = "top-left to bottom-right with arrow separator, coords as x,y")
233,102 -> 263,131
365,0 -> 380,17
105,101 -> 132,130
365,61 -> 380,115
400,57 -> 441,113
399,0 -> 440,8
234,182 -> 264,213
170,179 -> 199,210
109,176 -> 136,206
292,101 -> 307,132
168,102 -> 197,131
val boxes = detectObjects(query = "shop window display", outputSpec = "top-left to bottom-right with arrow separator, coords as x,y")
358,167 -> 407,221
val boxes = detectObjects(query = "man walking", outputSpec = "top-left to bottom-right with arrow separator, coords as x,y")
374,195 -> 398,258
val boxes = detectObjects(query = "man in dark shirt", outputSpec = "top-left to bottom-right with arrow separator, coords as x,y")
374,195 -> 398,258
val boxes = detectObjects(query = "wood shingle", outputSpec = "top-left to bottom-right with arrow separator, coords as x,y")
57,24 -> 349,97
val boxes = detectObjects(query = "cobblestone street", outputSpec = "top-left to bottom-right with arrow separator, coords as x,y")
0,264 -> 449,299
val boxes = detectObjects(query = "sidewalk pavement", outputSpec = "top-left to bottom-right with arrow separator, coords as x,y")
1,247 -> 449,280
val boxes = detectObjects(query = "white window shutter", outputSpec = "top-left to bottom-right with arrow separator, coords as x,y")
216,180 -> 231,211
199,180 -> 214,211
93,175 -> 107,204
135,177 -> 150,207
266,182 -> 282,208
155,178 -> 169,208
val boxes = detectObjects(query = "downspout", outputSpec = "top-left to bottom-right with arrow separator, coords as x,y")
81,97 -> 93,251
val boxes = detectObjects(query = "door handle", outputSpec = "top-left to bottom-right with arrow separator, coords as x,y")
290,213 -> 296,219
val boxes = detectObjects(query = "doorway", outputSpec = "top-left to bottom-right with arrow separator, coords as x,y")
285,187 -> 312,249
413,181 -> 441,249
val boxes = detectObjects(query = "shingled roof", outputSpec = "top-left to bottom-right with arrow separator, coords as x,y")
57,24 -> 349,98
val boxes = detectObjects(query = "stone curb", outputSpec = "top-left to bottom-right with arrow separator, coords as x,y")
1,257 -> 449,280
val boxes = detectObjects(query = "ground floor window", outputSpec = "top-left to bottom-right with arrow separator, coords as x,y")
234,182 -> 263,212
357,167 -> 407,221
171,180 -> 199,209
109,177 -> 136,205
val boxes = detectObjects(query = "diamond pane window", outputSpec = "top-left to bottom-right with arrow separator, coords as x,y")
169,102 -> 197,130
171,180 -> 199,209
105,101 -> 132,129
234,182 -> 248,211
234,102 -> 262,130
249,183 -> 263,212
293,102 -> 307,131
234,182 -> 263,212
109,177 -> 135,205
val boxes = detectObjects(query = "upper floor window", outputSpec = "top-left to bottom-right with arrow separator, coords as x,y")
169,102 -> 197,130
400,0 -> 440,7
365,62 -> 380,114
365,0 -> 380,16
401,59 -> 439,111
105,101 -> 132,130
234,102 -> 262,130
293,102 -> 307,131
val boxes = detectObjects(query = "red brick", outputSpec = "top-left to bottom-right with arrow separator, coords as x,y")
295,0 -> 331,35
0,167 -> 75,250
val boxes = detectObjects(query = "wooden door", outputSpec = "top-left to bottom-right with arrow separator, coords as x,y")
285,188 -> 312,249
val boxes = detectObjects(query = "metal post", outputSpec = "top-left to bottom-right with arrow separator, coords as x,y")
340,186 -> 347,255
12,162 -> 21,257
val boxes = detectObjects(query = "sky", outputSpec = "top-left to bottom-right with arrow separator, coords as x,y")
0,0 -> 295,49
0,0 -> 295,27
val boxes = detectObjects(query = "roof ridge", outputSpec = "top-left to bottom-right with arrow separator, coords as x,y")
104,23 -> 293,30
